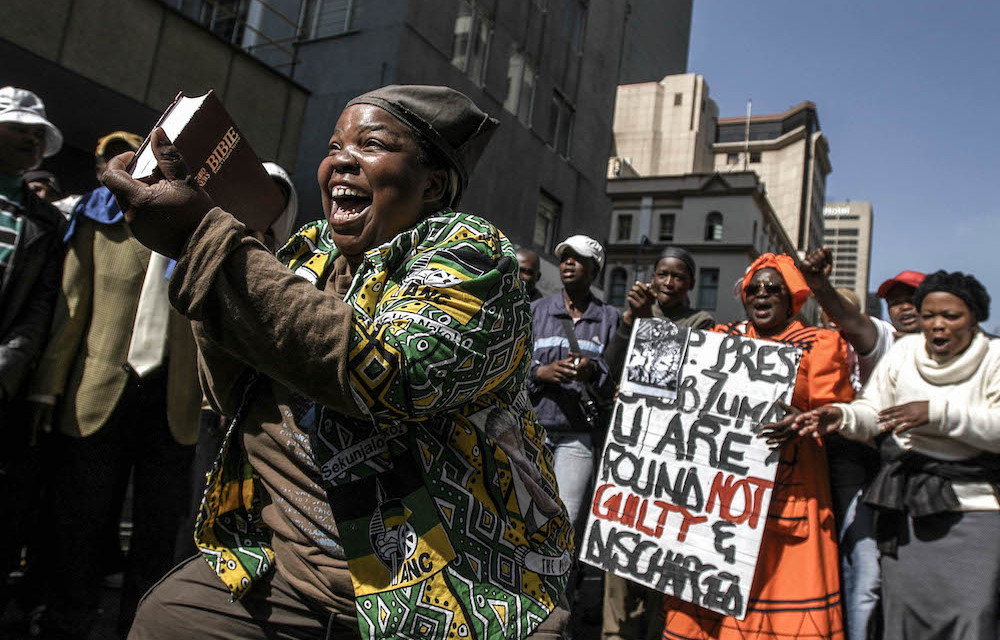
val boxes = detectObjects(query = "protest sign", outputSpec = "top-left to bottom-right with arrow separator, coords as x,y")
580,319 -> 801,620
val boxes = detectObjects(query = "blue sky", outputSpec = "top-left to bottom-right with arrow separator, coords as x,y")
688,1 -> 1000,326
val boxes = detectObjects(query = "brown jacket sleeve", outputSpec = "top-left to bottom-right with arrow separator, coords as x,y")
169,208 -> 365,418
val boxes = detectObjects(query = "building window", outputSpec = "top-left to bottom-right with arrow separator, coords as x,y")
562,0 -> 586,54
186,0 -> 250,43
697,268 -> 720,310
749,151 -> 761,163
616,214 -> 633,242
549,92 -> 574,157
451,0 -> 492,85
534,192 -> 560,253
673,92 -> 683,106
609,267 -> 628,307
504,49 -> 536,125
308,0 -> 357,38
705,212 -> 723,241
658,213 -> 675,242
726,152 -> 739,165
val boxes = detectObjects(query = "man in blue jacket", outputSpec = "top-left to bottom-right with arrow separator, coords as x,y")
528,235 -> 619,539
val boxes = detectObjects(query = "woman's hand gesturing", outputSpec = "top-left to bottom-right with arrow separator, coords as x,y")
793,405 -> 844,439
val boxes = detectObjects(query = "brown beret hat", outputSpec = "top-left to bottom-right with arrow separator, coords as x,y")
346,85 -> 499,204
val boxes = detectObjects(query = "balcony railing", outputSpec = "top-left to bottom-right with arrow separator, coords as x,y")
160,0 -> 308,72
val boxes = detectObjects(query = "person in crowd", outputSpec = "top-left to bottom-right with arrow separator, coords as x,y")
796,270 -> 1000,640
0,85 -> 66,612
661,253 -> 853,640
601,246 -> 714,640
529,235 -> 619,532
103,84 -> 572,640
527,235 -> 617,632
606,247 -> 714,383
26,130 -> 203,639
799,248 -> 913,640
877,270 -> 925,335
517,246 -> 544,302
22,169 -> 62,204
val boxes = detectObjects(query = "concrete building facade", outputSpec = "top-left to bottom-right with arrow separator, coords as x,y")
713,102 -> 832,253
610,73 -> 717,178
604,172 -> 797,324
0,0 -> 309,195
822,200 -> 874,309
282,0 -> 630,297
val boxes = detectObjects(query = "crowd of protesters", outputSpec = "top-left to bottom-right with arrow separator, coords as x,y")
1,82 -> 997,640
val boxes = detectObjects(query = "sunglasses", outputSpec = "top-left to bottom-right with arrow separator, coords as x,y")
744,282 -> 785,298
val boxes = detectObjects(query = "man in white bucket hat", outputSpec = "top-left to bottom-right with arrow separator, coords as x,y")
0,86 -> 66,616
0,86 -> 64,171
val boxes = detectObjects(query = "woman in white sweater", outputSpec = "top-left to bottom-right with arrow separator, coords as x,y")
796,270 -> 1000,640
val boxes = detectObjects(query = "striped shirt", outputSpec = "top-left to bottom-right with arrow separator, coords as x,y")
0,194 -> 25,284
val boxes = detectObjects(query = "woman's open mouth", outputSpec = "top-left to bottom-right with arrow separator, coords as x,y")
752,301 -> 772,314
328,185 -> 372,227
929,336 -> 951,351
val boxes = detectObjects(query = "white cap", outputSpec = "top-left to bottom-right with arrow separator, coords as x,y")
262,161 -> 299,246
0,86 -> 63,157
555,234 -> 605,270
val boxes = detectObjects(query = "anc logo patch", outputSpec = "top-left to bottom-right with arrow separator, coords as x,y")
327,451 -> 456,595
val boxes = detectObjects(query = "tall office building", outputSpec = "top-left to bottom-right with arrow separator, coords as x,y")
612,76 -> 832,256
822,201 -> 874,309
611,73 -> 718,177
714,102 -> 832,253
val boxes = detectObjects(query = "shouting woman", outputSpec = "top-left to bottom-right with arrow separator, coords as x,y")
104,85 -> 572,640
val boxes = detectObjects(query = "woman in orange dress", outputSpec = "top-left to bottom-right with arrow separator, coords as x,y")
660,253 -> 854,640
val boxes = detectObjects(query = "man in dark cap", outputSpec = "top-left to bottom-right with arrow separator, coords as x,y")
26,129 -> 203,640
104,85 -> 571,640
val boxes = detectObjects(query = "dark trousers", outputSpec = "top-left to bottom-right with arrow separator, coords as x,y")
40,368 -> 194,639
0,397 -> 46,612
129,556 -> 571,640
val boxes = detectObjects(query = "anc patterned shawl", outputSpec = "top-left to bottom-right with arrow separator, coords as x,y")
194,210 -> 572,639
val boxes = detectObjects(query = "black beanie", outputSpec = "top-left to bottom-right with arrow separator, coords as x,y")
657,247 -> 697,281
913,270 -> 991,321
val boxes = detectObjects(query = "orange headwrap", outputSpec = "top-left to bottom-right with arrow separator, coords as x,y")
742,253 -> 810,315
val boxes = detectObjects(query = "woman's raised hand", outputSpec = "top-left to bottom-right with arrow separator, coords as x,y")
794,405 -> 844,439
102,127 -> 215,258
